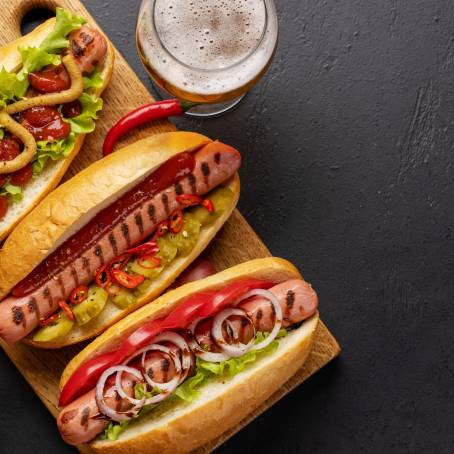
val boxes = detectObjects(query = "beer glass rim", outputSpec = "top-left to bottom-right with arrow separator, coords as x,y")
145,0 -> 276,74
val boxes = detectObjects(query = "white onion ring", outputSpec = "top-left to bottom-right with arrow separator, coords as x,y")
236,289 -> 283,351
114,366 -> 147,407
211,308 -> 255,357
152,331 -> 193,383
188,317 -> 230,362
95,366 -> 144,422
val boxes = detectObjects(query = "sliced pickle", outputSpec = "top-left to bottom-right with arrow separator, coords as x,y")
190,187 -> 233,226
73,285 -> 108,326
157,236 -> 178,263
110,289 -> 136,310
167,214 -> 201,256
32,313 -> 74,342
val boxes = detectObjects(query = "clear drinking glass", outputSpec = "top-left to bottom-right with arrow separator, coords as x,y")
136,0 -> 278,117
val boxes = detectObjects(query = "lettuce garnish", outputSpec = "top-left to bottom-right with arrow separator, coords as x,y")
103,329 -> 288,441
63,93 -> 103,134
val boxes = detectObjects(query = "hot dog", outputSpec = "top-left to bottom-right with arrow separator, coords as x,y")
0,7 -> 114,240
56,258 -> 319,452
0,132 -> 240,347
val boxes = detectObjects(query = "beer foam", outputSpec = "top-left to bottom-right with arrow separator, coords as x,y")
154,0 -> 266,70
137,0 -> 278,97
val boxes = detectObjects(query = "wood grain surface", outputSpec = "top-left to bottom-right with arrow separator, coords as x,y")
0,0 -> 340,452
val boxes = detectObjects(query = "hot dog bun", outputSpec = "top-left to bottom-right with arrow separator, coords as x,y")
0,16 -> 115,241
0,132 -> 239,347
60,258 -> 319,454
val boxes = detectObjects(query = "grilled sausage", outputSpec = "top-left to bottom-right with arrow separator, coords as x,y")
58,346 -> 186,445
0,143 -> 241,343
69,25 -> 107,74
57,279 -> 317,445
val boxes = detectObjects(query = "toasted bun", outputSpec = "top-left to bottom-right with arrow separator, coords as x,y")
0,17 -> 115,241
60,257 -> 319,453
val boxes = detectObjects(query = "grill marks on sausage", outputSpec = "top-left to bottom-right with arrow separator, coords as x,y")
27,297 -> 37,314
94,244 -> 104,265
82,256 -> 91,276
61,409 -> 78,424
147,204 -> 157,223
12,306 -> 25,326
201,162 -> 210,187
286,290 -> 295,309
134,213 -> 144,235
214,152 -> 221,165
80,407 -> 90,429
57,275 -> 66,297
43,286 -> 53,308
121,223 -> 131,247
71,32 -> 94,58
174,182 -> 183,195
161,357 -> 170,383
188,173 -> 197,193
108,232 -> 118,256
70,265 -> 79,287
161,193 -> 170,216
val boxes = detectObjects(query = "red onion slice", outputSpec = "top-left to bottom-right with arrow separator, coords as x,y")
152,331 -> 193,383
211,308 -> 255,357
188,317 -> 230,362
114,366 -> 147,407
95,366 -> 144,422
236,289 -> 283,351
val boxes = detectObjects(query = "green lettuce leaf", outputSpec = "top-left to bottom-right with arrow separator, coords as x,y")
17,46 -> 61,79
39,7 -> 86,53
103,421 -> 130,441
0,128 -> 4,140
83,67 -> 103,90
63,93 -> 103,134
32,132 -> 76,175
0,68 -> 28,103
0,183 -> 23,202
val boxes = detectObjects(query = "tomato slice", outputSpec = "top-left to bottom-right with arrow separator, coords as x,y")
10,163 -> 33,186
28,64 -> 70,93
0,138 -> 21,161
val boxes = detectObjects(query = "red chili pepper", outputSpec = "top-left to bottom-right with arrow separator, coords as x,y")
109,253 -> 131,271
95,265 -> 111,288
111,269 -> 145,289
39,313 -> 60,326
152,220 -> 169,241
202,198 -> 215,213
69,285 -> 89,305
176,194 -> 203,207
137,255 -> 162,269
169,208 -> 184,234
59,300 -> 75,321
102,99 -> 198,156
126,240 -> 159,257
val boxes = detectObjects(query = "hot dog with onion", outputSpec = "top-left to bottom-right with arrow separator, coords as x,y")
0,131 -> 240,347
56,257 -> 319,452
0,7 -> 114,240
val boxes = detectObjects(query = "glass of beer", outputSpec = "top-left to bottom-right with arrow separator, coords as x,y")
136,0 -> 278,117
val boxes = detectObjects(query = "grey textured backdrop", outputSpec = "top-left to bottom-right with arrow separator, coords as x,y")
1,1 -> 454,452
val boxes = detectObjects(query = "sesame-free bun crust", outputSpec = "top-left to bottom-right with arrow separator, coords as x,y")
0,16 -> 115,241
60,257 -> 319,454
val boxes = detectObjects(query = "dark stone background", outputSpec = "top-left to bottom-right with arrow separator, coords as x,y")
1,0 -> 453,452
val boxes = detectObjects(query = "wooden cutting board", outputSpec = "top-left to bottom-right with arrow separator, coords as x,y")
0,1 -> 340,452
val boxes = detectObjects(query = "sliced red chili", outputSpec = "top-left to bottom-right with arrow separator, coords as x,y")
110,253 -> 131,270
59,300 -> 75,321
95,265 -> 111,288
137,255 -> 162,269
202,198 -> 215,213
69,285 -> 89,305
126,241 -> 159,257
39,313 -> 60,326
152,220 -> 169,241
111,269 -> 145,289
176,194 -> 203,207
169,209 -> 184,234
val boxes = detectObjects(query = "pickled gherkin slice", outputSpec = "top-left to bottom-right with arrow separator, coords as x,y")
110,289 -> 136,309
32,313 -> 74,342
73,285 -> 108,326
190,187 -> 233,226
